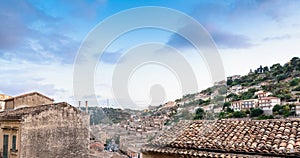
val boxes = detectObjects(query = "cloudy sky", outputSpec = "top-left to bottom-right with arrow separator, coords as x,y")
1,0 -> 300,109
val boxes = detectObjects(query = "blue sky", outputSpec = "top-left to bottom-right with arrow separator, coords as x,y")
1,0 -> 300,109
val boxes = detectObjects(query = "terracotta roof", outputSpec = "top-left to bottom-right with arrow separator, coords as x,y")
0,102 -> 83,121
142,119 -> 300,157
4,91 -> 54,101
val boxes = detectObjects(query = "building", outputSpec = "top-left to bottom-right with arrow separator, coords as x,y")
230,99 -> 258,111
227,75 -> 241,81
213,80 -> 226,86
4,92 -> 54,110
224,97 -> 232,103
0,102 -> 89,158
142,119 -> 300,157
255,90 -> 273,99
242,99 -> 258,109
0,94 -> 12,112
258,97 -> 281,114
230,100 -> 243,111
296,103 -> 300,116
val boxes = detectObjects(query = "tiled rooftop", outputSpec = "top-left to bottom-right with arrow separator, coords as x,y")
142,119 -> 300,157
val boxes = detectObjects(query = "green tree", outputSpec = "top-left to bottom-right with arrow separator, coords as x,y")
250,108 -> 264,117
272,104 -> 282,115
233,111 -> 246,118
223,102 -> 231,109
290,78 -> 300,86
218,112 -> 226,119
276,74 -> 288,82
194,108 -> 205,120
263,66 -> 269,72
227,79 -> 233,86
283,105 -> 291,117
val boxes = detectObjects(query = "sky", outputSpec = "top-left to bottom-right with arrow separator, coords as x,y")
1,0 -> 300,109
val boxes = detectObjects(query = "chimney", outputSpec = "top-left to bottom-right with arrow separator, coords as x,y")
85,101 -> 88,113
78,101 -> 81,110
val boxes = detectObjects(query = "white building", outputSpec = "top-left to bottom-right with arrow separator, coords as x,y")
255,90 -> 273,99
242,99 -> 258,110
258,97 -> 281,114
230,99 -> 258,111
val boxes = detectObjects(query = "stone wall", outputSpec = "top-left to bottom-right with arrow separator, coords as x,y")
5,93 -> 54,110
20,105 -> 89,158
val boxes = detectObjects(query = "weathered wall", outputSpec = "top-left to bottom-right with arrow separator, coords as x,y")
14,93 -> 53,108
5,100 -> 14,109
20,105 -> 89,158
5,94 -> 54,110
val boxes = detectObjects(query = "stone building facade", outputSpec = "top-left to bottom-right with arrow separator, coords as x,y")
0,102 -> 89,158
4,92 -> 54,110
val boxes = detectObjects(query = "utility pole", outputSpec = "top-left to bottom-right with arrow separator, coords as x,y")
107,98 -> 109,108
85,100 -> 88,113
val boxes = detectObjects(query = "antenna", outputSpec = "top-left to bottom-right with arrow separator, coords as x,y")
107,98 -> 109,108
85,100 -> 88,113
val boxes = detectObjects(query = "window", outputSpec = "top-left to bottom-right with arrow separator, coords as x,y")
12,135 -> 17,152
3,135 -> 8,158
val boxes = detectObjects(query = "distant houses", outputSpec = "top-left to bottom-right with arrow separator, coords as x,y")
229,90 -> 281,114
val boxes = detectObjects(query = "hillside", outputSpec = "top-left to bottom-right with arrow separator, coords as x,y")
81,107 -> 137,125
143,57 -> 300,124
88,57 -> 300,125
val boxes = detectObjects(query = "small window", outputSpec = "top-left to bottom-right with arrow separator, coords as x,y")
12,135 -> 17,151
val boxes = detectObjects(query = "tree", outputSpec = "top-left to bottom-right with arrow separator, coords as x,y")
270,63 -> 282,71
290,57 -> 300,66
276,74 -> 288,82
283,105 -> 291,117
223,102 -> 231,109
272,104 -> 282,115
263,66 -> 269,72
227,79 -> 233,86
226,107 -> 234,113
233,111 -> 246,118
290,78 -> 300,87
250,108 -> 264,117
194,108 -> 205,120
218,112 -> 226,119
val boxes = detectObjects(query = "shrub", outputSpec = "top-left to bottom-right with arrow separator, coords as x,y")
233,111 -> 247,118
250,108 -> 264,117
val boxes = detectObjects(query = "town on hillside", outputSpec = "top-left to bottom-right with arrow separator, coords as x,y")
88,57 -> 300,157
1,58 -> 300,158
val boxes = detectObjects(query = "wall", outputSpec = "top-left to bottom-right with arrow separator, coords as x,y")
20,105 -> 89,158
4,93 -> 54,110
5,100 -> 14,109
13,93 -> 53,109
